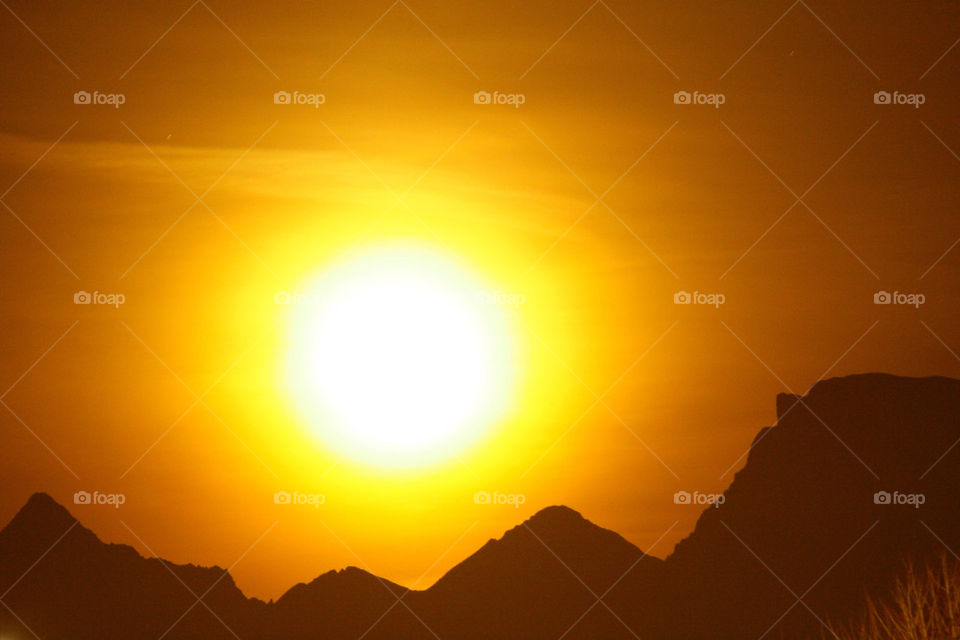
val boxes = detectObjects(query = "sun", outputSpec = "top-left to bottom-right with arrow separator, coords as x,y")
285,246 -> 514,469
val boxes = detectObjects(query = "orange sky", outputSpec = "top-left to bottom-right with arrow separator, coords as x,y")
1,0 -> 960,600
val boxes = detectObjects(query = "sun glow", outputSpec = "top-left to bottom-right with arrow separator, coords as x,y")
286,247 -> 514,469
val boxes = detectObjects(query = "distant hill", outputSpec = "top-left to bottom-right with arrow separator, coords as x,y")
405,504 -> 665,640
659,373 -> 960,638
2,373 -> 958,639
0,492 -> 265,639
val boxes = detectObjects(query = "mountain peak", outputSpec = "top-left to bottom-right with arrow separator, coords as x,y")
25,491 -> 65,509
524,505 -> 586,528
513,505 -> 645,560
0,492 -> 104,566
4,492 -> 77,536
2,374 -> 959,640
428,503 -> 657,605
807,372 -> 959,402
276,565 -> 406,608
314,565 -> 387,586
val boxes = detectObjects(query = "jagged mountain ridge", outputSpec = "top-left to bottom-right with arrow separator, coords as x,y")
1,373 -> 958,639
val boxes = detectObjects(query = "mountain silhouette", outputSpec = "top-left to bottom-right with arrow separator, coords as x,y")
1,373 -> 958,639
404,504 -> 665,639
0,493 -> 267,640
266,566 -> 416,639
658,373 -> 960,638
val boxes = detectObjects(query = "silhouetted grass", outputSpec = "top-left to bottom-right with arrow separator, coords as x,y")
826,554 -> 960,640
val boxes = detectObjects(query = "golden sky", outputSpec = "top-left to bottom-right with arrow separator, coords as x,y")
1,0 -> 960,599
